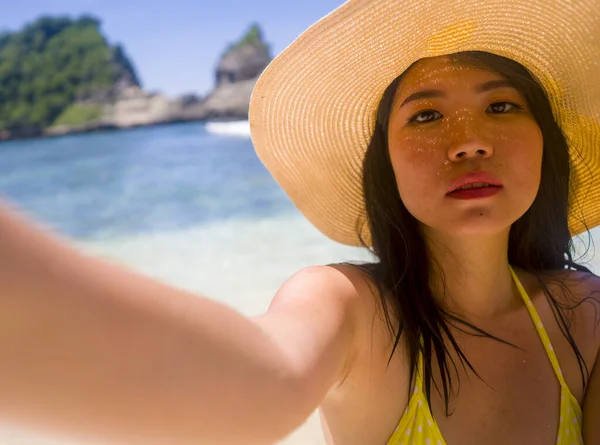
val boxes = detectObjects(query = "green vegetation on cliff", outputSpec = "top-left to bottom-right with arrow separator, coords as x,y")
0,16 -> 139,135
53,103 -> 103,127
227,23 -> 268,53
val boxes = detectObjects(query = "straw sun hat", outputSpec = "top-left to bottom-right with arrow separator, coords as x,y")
249,0 -> 600,247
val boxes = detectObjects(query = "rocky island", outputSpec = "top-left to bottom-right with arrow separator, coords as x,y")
0,17 -> 272,141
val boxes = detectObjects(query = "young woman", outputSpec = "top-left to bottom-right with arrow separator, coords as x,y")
0,1 -> 598,444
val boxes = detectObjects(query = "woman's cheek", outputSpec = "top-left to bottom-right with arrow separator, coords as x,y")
389,141 -> 443,209
389,131 -> 445,168
502,123 -> 543,189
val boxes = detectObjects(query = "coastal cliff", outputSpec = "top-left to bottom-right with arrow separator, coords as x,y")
0,19 -> 272,141
106,23 -> 272,127
0,16 -> 140,140
198,24 -> 272,119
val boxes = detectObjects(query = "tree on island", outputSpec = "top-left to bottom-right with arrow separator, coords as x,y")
0,15 -> 139,137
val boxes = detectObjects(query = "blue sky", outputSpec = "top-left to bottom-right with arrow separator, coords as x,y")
2,0 -> 345,97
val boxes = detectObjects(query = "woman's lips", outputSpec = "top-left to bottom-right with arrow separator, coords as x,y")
446,171 -> 503,194
447,186 -> 502,200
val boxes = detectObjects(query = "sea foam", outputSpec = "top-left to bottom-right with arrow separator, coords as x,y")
205,120 -> 251,138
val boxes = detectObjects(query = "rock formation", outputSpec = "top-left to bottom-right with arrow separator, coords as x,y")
112,87 -> 178,127
91,23 -> 270,130
182,23 -> 272,120
216,25 -> 271,86
10,22 -> 273,140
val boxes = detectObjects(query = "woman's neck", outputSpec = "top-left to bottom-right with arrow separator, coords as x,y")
423,228 -> 522,320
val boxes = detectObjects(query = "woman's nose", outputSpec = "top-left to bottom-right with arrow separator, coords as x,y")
447,140 -> 494,160
446,117 -> 494,161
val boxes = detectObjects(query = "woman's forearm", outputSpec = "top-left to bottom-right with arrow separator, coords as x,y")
0,203 -> 308,445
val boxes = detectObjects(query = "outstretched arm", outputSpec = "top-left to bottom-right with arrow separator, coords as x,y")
0,202 -> 362,445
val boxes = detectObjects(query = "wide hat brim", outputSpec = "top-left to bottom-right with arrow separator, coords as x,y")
249,0 -> 600,247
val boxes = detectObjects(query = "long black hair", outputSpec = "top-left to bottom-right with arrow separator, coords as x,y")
359,51 -> 593,414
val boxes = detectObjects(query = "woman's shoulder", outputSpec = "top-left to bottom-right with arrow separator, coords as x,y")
302,263 -> 385,334
292,262 -> 398,358
560,266 -> 600,331
324,263 -> 392,328
272,263 -> 385,347
539,266 -> 600,365
286,263 -> 382,306
541,266 -> 600,305
278,263 -> 379,305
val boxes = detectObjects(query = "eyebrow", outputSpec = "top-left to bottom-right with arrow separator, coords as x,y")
399,79 -> 518,108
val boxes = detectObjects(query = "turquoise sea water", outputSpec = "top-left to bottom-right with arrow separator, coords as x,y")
0,122 -> 296,239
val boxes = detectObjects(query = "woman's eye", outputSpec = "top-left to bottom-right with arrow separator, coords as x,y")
408,110 -> 441,124
488,101 -> 522,113
407,102 -> 523,125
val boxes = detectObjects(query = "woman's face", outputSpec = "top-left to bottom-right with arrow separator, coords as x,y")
387,56 -> 543,237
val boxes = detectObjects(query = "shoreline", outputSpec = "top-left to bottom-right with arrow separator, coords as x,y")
0,116 -> 249,144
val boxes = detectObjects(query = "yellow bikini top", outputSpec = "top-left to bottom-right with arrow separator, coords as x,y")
386,267 -> 583,445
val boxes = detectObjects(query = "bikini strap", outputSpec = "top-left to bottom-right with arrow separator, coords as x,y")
413,334 -> 431,398
415,347 -> 425,393
508,266 -> 568,388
